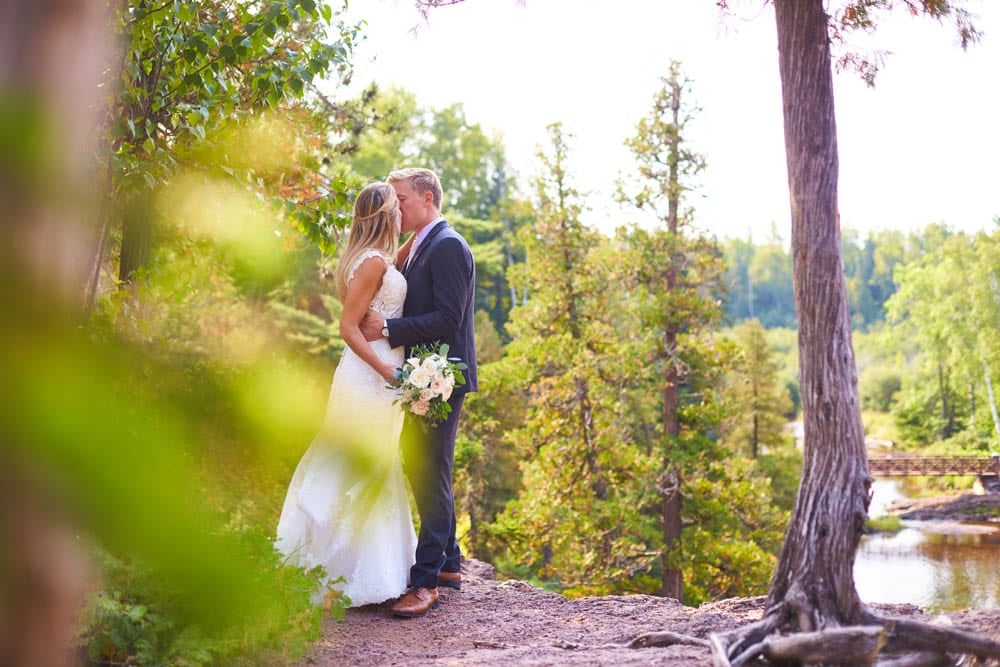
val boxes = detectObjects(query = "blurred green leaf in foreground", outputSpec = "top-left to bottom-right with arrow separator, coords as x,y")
0,1 -> 370,664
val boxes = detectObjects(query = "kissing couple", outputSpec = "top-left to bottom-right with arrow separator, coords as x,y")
275,168 -> 478,618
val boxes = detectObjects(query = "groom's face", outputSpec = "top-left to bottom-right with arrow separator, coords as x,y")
392,179 -> 430,234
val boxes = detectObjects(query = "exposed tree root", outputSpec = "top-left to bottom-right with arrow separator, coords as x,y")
749,625 -> 887,664
680,603 -> 1000,666
707,613 -> 782,666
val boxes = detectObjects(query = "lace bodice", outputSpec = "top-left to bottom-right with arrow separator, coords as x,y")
347,249 -> 406,320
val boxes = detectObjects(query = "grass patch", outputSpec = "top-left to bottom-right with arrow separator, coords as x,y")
865,514 -> 904,533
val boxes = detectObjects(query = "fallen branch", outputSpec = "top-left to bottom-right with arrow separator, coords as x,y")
627,630 -> 709,649
711,633 -> 734,667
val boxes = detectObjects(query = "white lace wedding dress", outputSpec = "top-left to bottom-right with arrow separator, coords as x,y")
276,250 -> 416,607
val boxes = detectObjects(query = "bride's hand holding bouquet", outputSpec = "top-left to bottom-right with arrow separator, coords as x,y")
392,342 -> 467,429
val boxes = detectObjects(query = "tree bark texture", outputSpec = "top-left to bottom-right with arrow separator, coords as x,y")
659,460 -> 682,599
661,336 -> 682,599
766,0 -> 870,627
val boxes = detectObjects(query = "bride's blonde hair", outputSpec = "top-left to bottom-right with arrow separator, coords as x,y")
334,182 -> 400,301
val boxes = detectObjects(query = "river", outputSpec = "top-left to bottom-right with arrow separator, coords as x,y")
854,479 -> 1000,612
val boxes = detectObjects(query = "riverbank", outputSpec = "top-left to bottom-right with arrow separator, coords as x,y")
886,492 -> 1000,523
297,559 -> 1000,666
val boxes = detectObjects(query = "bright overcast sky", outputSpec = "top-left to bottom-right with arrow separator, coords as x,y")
335,1 -> 999,241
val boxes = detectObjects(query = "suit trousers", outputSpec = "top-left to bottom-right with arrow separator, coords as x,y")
402,392 -> 465,588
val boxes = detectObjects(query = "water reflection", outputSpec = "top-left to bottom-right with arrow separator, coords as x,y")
855,480 -> 1000,612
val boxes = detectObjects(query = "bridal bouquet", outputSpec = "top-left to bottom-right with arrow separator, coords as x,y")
394,343 -> 467,428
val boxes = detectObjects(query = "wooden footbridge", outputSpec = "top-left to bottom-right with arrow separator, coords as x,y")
868,455 -> 1000,492
867,454 -> 1000,477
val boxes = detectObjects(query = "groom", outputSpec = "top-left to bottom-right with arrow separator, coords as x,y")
361,167 -> 477,618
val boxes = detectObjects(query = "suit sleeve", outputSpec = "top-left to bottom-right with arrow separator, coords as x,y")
387,237 -> 473,349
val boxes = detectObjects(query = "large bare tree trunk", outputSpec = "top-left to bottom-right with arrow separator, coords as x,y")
765,0 -> 870,627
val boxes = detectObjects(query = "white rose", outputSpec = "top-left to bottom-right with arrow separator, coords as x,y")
431,376 -> 452,396
421,356 -> 440,373
408,366 -> 432,388
406,357 -> 421,368
411,400 -> 430,416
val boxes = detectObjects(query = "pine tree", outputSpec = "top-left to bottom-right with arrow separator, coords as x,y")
489,125 -> 660,594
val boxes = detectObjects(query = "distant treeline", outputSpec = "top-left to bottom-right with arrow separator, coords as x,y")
722,223 -> 962,331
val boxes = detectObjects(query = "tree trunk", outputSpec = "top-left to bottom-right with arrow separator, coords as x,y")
765,0 -> 870,628
657,72 -> 684,601
661,354 -> 682,599
666,78 -> 680,235
85,158 -> 116,314
118,192 -> 153,285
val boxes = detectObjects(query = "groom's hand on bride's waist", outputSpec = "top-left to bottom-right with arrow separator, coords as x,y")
360,310 -> 385,342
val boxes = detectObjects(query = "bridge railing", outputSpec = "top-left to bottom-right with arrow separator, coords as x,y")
868,454 -> 1000,477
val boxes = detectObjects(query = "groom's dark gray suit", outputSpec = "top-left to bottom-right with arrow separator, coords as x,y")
385,220 -> 477,589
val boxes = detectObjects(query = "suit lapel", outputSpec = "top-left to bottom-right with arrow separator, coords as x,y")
403,220 -> 448,278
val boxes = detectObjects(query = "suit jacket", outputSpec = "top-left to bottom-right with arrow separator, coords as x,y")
387,220 -> 478,394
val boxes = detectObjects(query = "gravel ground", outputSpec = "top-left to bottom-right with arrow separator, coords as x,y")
296,557 -> 1000,666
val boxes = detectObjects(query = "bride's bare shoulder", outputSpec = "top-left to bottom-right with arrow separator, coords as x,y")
347,250 -> 390,283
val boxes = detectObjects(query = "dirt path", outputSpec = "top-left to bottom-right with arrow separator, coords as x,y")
296,559 -> 1000,666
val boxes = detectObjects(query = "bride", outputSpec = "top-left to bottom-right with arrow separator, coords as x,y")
276,182 -> 416,607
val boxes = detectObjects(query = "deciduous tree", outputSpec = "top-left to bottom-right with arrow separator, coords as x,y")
91,0 -> 360,303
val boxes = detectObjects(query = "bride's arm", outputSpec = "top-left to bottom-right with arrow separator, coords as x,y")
395,232 -> 416,267
339,257 -> 398,383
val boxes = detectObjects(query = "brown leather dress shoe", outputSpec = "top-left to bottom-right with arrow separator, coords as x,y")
438,571 -> 461,590
391,586 -> 439,618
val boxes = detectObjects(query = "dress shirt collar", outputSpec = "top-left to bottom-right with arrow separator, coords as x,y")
412,216 -> 445,252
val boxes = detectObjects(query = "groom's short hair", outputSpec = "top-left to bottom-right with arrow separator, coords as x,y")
388,167 -> 443,209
